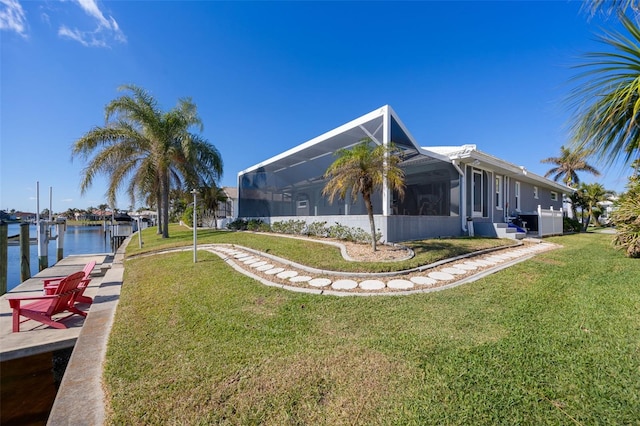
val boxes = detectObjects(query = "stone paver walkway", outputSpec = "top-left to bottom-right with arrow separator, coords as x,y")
202,241 -> 558,296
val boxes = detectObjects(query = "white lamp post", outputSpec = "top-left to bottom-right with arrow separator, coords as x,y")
191,189 -> 198,263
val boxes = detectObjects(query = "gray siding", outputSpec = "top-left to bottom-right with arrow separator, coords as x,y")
508,179 -> 563,215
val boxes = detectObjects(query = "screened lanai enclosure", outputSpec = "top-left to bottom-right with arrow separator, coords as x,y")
238,106 -> 464,242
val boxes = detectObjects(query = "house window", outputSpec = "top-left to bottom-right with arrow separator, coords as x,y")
533,186 -> 539,199
472,169 -> 484,217
551,191 -> 558,201
515,181 -> 521,211
495,175 -> 503,209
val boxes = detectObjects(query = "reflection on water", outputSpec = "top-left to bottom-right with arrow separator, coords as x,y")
4,224 -> 112,291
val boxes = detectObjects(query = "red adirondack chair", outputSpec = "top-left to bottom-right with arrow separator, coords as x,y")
8,271 -> 87,332
43,260 -> 96,304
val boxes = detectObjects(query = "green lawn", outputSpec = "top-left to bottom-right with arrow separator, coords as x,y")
127,224 -> 513,273
104,231 -> 639,424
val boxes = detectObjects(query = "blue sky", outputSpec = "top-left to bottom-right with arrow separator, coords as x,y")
0,0 -> 632,213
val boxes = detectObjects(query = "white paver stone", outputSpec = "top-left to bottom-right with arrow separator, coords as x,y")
277,270 -> 298,279
243,258 -> 259,264
250,261 -> 268,268
290,275 -> 312,283
387,279 -> 414,290
308,278 -> 332,287
492,254 -> 512,260
256,264 -> 275,271
410,276 -> 437,286
485,256 -> 505,263
461,261 -> 483,268
474,259 -> 496,266
441,267 -> 467,275
332,279 -> 358,290
359,280 -> 386,290
428,271 -> 455,281
456,263 -> 478,270
502,252 -> 520,259
265,267 -> 285,275
234,254 -> 250,259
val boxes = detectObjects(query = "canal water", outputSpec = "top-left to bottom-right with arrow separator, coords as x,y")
4,223 -> 112,292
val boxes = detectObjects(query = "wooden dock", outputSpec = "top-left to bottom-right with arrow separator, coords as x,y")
0,253 -> 112,361
0,253 -> 114,425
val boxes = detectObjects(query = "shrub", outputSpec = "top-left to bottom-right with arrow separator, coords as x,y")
271,220 -> 306,235
305,221 -> 328,237
182,206 -> 194,227
611,175 -> 640,258
563,217 -> 582,233
227,218 -> 269,232
247,219 -> 268,232
326,222 -> 382,244
226,218 -> 248,231
327,222 -> 353,241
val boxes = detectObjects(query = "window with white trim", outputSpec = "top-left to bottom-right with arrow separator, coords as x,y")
533,186 -> 539,199
472,169 -> 484,217
495,175 -> 503,209
515,181 -> 521,211
551,191 -> 558,201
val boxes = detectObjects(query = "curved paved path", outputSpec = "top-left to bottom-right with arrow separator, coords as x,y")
201,240 -> 558,296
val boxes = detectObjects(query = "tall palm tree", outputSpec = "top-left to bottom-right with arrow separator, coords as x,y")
323,139 -> 405,252
72,85 -> 222,238
541,145 -> 600,187
568,13 -> 640,168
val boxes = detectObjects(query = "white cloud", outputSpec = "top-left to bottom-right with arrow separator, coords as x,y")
76,0 -> 110,28
0,0 -> 28,37
59,0 -> 126,48
59,24 -> 107,47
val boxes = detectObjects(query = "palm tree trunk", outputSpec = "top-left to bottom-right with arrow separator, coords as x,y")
363,192 -> 377,252
156,186 -> 162,235
160,171 -> 170,238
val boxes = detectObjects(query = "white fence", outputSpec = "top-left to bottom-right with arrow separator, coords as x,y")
537,205 -> 563,237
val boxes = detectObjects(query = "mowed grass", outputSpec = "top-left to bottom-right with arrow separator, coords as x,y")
104,232 -> 640,424
126,224 -> 512,273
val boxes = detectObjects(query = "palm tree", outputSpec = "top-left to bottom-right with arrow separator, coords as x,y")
72,85 -> 222,238
568,13 -> 640,168
200,185 -> 228,229
581,0 -> 639,17
577,182 -> 614,227
322,139 -> 405,252
541,145 -> 600,187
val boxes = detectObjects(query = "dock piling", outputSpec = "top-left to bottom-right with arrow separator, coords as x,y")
0,222 -> 7,295
37,220 -> 48,272
56,219 -> 66,262
20,223 -> 31,282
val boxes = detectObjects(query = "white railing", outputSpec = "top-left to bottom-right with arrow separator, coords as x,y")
537,205 -> 563,237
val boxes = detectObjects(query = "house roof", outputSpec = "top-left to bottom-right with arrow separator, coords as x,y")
237,105 -> 451,188
429,144 -> 574,193
222,186 -> 238,199
237,107 -> 573,195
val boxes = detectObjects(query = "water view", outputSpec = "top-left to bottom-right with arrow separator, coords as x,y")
4,223 -> 113,292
